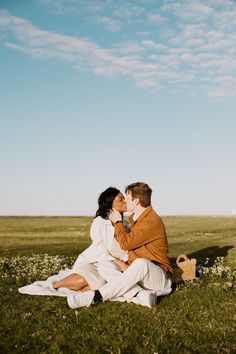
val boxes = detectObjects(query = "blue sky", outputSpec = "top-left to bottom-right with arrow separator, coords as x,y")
0,0 -> 236,216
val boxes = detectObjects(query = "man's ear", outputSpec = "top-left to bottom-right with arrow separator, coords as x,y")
134,198 -> 140,206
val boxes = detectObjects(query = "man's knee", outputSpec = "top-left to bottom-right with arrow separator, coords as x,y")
130,258 -> 149,275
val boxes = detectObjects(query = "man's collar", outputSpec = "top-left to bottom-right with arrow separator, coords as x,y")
129,205 -> 153,224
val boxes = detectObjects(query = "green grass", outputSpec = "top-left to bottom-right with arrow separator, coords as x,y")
0,216 -> 236,354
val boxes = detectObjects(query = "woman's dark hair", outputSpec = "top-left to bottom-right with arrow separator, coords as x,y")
95,187 -> 120,219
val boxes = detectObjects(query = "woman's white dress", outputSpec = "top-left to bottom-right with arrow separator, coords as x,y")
18,216 -> 127,296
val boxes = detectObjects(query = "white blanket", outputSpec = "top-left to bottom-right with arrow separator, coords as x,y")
18,269 -> 78,297
18,269 -> 126,302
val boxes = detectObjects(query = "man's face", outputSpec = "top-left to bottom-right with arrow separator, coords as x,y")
125,191 -> 138,212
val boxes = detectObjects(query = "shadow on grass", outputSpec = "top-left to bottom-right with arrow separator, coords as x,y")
170,245 -> 234,268
167,245 -> 234,299
187,245 -> 234,266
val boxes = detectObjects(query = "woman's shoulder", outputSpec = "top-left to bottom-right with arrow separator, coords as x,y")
92,216 -> 111,226
90,216 -> 113,242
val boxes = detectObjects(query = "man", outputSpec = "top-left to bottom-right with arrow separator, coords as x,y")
67,182 -> 172,309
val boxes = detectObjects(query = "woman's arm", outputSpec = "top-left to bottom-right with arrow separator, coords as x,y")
112,259 -> 130,272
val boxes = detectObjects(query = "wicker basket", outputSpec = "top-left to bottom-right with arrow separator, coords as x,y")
172,254 -> 196,283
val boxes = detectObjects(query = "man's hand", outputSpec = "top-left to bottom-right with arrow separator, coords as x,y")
113,259 -> 129,272
109,209 -> 122,224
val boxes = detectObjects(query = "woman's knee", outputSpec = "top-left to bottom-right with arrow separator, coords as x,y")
97,260 -> 113,276
70,273 -> 86,284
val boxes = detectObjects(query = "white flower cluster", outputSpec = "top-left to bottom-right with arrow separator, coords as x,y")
0,254 -> 75,283
201,256 -> 236,289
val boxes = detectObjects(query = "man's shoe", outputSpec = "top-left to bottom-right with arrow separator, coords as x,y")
130,290 -> 156,308
67,290 -> 95,309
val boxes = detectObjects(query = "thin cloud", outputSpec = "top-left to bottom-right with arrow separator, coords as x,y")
147,13 -> 166,24
142,40 -> 168,51
0,10 -> 172,89
1,0 -> 236,99
38,0 -> 145,29
113,3 -> 145,22
161,0 -> 215,20
116,41 -> 145,55
207,76 -> 236,98
89,16 -> 122,32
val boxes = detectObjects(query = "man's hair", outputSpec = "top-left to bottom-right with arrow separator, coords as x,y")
125,182 -> 152,207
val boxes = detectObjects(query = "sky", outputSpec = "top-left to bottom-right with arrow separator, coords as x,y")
0,0 -> 236,216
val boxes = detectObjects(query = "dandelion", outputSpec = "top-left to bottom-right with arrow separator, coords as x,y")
75,310 -> 79,324
23,312 -> 32,319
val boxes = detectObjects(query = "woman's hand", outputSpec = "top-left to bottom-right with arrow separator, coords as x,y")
109,209 -> 122,224
113,259 -> 129,272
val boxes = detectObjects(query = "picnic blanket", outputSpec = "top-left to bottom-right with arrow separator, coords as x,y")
18,269 -> 78,297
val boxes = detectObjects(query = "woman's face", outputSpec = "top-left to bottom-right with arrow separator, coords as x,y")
112,193 -> 127,213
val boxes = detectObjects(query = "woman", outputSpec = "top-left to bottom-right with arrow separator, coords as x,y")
52,187 -> 128,292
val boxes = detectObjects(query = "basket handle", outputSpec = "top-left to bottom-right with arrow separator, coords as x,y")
176,254 -> 188,265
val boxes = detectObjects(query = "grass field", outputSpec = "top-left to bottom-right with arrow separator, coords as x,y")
0,216 -> 236,354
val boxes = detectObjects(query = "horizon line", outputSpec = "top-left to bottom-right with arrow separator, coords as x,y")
0,214 -> 235,218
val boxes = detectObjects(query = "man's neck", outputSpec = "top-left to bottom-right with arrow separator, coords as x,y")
133,205 -> 146,220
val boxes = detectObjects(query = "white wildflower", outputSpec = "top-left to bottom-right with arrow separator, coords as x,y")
0,254 -> 75,283
201,256 -> 236,285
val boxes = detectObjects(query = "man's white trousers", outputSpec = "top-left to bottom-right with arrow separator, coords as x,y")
97,258 -> 172,301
